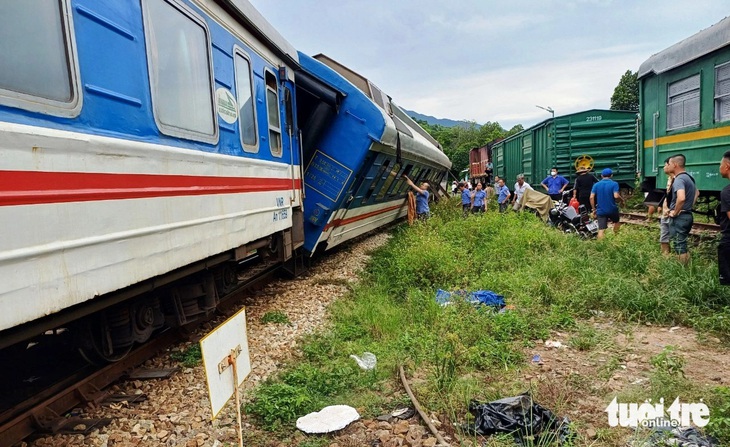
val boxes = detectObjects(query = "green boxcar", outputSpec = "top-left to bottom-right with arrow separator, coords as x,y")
493,109 -> 638,189
638,16 -> 730,196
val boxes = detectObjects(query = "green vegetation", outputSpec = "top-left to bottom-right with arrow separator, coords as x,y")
246,199 -> 730,444
170,344 -> 202,367
261,310 -> 291,325
610,69 -> 639,112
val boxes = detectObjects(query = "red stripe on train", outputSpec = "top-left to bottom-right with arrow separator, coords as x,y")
0,170 -> 301,206
323,204 -> 404,230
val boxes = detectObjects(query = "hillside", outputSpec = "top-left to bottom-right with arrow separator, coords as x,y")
401,108 -> 477,128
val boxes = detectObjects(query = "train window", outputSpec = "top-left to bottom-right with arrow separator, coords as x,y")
143,0 -> 217,143
265,70 -> 283,157
0,0 -> 81,117
667,74 -> 700,131
234,50 -> 258,151
715,62 -> 730,123
391,164 -> 412,196
376,165 -> 400,201
365,159 -> 390,202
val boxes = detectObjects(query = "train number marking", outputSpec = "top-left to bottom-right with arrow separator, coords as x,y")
586,116 -> 602,122
273,209 -> 288,221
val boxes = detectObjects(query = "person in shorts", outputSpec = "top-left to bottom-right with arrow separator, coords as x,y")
718,150 -> 730,285
590,168 -> 624,239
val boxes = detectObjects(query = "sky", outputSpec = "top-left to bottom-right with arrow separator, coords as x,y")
248,0 -> 729,129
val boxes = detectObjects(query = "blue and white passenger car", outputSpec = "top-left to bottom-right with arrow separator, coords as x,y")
296,54 -> 451,254
0,0 -> 303,358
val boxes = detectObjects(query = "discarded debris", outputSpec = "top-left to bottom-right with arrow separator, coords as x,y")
435,289 -> 505,308
463,394 -> 573,446
350,352 -> 377,370
531,354 -> 543,364
544,340 -> 564,349
638,425 -> 718,446
295,405 -> 360,434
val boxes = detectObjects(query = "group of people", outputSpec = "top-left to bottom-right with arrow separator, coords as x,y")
412,152 -> 730,286
455,174 -> 533,215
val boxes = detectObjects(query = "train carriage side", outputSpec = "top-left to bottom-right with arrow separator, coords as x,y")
552,110 -> 638,188
296,53 -> 451,254
638,16 -> 730,197
0,0 -> 302,353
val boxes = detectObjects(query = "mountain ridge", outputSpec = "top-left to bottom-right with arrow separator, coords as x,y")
401,108 -> 478,128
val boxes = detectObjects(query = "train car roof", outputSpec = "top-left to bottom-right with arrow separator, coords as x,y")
638,16 -> 730,79
213,0 -> 299,67
299,53 -> 450,168
311,54 -> 444,152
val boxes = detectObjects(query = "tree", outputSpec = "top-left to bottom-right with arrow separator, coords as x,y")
610,70 -> 639,111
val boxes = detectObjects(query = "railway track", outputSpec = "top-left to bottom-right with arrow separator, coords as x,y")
0,260 -> 282,447
620,212 -> 721,234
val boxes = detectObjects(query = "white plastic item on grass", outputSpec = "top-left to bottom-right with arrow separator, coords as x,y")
349,352 -> 377,370
296,405 -> 360,434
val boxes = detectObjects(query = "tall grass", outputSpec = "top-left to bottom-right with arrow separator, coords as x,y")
246,198 -> 730,435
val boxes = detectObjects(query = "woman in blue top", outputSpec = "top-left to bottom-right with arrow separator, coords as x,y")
404,175 -> 430,219
471,182 -> 487,213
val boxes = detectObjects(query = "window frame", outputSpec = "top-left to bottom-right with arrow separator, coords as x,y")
715,61 -> 730,123
233,47 -> 259,152
264,68 -> 283,157
0,0 -> 82,117
142,0 -> 218,144
666,73 -> 701,132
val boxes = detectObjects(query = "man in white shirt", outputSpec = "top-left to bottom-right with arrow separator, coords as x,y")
512,174 -> 533,211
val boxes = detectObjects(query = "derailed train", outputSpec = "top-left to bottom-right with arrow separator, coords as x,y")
0,0 -> 450,360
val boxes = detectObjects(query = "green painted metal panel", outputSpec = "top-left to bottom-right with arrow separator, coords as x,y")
553,110 -> 638,188
489,109 -> 638,190
639,45 -> 730,193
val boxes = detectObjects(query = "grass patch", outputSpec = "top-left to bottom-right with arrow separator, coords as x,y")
170,344 -> 201,367
260,310 -> 290,325
245,198 -> 730,443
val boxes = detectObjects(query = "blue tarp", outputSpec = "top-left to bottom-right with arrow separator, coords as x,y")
435,289 -> 505,308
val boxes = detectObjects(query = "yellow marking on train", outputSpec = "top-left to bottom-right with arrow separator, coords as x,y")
643,126 -> 730,148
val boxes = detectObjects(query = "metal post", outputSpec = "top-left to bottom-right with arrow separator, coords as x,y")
536,105 -> 555,169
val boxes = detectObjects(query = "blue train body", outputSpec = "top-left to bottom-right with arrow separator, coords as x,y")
0,0 -> 451,355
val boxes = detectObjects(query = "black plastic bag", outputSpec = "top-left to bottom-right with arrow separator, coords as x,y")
463,393 -> 573,446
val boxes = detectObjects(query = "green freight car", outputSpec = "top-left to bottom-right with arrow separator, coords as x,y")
638,16 -> 730,198
492,109 -> 638,189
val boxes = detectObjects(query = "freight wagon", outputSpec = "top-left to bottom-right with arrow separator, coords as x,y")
492,109 -> 638,189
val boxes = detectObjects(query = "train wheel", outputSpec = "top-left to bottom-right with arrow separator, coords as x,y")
76,309 -> 134,364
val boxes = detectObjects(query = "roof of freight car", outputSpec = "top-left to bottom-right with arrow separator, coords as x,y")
638,16 -> 730,79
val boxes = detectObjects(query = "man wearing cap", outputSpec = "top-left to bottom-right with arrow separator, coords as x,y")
573,167 -> 598,212
590,168 -> 625,239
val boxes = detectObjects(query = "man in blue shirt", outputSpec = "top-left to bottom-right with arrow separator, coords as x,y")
541,168 -> 569,201
666,154 -> 697,265
590,168 -> 625,239
496,178 -> 511,212
404,175 -> 430,219
471,182 -> 487,213
460,182 -> 471,216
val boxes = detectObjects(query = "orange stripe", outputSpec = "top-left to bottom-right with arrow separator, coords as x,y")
323,204 -> 404,230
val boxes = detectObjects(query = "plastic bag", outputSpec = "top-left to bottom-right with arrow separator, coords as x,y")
350,352 -> 377,370
463,394 -> 573,446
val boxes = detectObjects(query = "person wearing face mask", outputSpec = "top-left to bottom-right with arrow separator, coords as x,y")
541,168 -> 569,201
